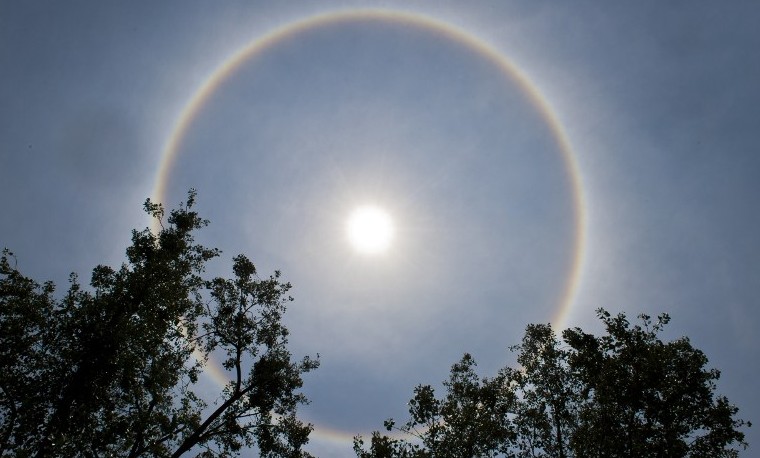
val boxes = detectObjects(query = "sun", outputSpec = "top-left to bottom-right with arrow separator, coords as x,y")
346,206 -> 394,254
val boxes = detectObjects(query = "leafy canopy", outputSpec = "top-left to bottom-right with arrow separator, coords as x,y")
0,190 -> 318,457
354,310 -> 750,458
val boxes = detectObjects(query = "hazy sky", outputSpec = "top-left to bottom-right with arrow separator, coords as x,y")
2,1 -> 759,456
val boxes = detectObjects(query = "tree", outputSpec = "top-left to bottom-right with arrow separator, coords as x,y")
353,354 -> 515,458
505,324 -> 578,458
564,310 -> 749,457
354,310 -> 750,458
0,190 -> 318,457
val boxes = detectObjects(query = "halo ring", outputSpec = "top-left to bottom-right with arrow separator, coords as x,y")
152,8 -> 587,445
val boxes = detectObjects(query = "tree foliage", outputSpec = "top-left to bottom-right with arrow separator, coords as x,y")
354,310 -> 750,458
0,190 -> 318,457
354,354 -> 515,458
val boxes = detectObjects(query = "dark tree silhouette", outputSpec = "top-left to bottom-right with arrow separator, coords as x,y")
354,354 -> 515,458
0,190 -> 318,457
354,310 -> 750,458
564,310 -> 749,457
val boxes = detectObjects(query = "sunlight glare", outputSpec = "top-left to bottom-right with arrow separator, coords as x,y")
346,206 -> 394,254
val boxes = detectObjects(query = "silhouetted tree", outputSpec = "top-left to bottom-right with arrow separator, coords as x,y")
0,190 -> 318,457
354,310 -> 749,458
506,324 -> 578,458
564,310 -> 748,457
354,354 -> 515,458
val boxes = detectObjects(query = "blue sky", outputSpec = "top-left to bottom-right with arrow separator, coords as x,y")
2,1 -> 759,456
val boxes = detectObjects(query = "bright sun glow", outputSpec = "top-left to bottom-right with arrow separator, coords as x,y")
346,206 -> 394,254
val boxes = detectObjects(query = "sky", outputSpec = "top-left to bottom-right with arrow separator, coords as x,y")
1,1 -> 759,456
